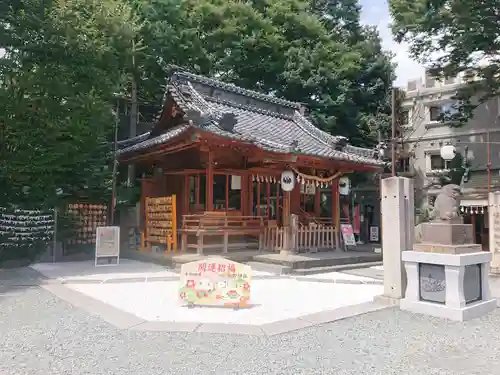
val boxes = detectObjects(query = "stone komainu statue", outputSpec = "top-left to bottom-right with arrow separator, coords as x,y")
430,184 -> 462,221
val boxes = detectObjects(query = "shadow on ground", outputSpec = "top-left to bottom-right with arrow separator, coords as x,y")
0,266 -> 47,301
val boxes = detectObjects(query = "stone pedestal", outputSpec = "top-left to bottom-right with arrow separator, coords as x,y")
400,221 -> 496,321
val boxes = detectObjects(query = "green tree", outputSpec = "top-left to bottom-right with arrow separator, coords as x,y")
0,0 -> 141,209
133,0 -> 394,147
389,0 -> 500,124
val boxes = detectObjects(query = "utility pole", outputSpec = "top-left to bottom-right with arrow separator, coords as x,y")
391,88 -> 397,177
487,130 -> 492,194
127,39 -> 138,186
110,100 -> 120,225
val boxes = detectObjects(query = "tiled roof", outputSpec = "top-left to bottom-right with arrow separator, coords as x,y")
118,71 -> 384,167
116,126 -> 188,155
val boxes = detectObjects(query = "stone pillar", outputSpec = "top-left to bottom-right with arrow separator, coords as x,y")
488,192 -> 500,274
378,177 -> 412,302
403,178 -> 415,252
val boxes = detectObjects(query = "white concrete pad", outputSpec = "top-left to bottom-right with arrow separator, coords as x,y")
371,265 -> 384,271
298,271 -> 378,282
31,259 -> 177,282
67,279 -> 383,325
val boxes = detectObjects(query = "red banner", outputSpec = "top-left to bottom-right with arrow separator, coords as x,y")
353,204 -> 361,234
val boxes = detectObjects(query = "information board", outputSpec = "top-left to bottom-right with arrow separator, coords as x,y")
340,224 -> 356,246
179,258 -> 251,308
95,226 -> 120,266
369,226 -> 379,242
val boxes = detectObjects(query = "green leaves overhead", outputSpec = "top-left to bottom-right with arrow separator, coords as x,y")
1,0 -> 393,209
389,0 -> 500,123
135,0 -> 394,146
0,0 -> 142,208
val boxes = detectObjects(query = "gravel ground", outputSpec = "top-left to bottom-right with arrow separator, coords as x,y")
2,271 -> 500,375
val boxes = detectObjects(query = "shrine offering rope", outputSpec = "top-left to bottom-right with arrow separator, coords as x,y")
288,166 -> 347,184
0,207 -> 55,247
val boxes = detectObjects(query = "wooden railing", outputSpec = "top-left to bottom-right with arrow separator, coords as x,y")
181,212 -> 265,255
297,209 -> 333,226
264,222 -> 338,253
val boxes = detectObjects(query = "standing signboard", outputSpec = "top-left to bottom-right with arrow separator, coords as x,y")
340,224 -> 356,246
179,258 -> 252,308
95,226 -> 120,266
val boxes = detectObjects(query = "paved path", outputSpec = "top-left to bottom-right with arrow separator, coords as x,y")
2,268 -> 500,374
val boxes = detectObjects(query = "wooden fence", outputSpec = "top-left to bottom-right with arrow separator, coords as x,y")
264,223 -> 338,253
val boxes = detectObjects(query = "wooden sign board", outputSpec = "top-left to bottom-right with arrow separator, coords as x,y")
340,224 -> 356,246
95,226 -> 120,266
144,195 -> 177,252
179,258 -> 251,308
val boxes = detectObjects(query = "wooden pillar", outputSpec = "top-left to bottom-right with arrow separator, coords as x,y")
331,179 -> 339,227
471,212 -> 477,243
205,149 -> 214,211
314,186 -> 321,217
266,181 -> 271,219
225,174 -> 229,211
183,174 -> 189,216
248,175 -> 254,216
240,175 -> 247,216
276,181 -> 281,223
290,184 -> 301,214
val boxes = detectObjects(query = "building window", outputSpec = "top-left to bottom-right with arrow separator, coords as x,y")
429,106 -> 441,121
429,102 -> 459,122
398,157 -> 411,172
401,109 -> 409,125
430,154 -> 446,170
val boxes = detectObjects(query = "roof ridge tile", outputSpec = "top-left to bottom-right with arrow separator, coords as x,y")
173,71 -> 301,109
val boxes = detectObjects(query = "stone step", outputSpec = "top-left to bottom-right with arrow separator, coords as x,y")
290,261 -> 383,276
244,261 -> 292,275
341,266 -> 384,280
253,252 -> 382,269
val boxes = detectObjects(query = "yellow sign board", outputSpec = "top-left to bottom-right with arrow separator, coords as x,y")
179,258 -> 251,308
144,195 -> 177,252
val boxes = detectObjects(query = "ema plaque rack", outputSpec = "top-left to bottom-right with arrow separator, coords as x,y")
144,195 -> 178,252
66,203 -> 107,245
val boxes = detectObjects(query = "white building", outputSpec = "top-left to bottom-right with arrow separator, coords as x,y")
401,71 -> 500,249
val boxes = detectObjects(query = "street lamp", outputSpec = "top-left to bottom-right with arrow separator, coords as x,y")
440,144 -> 457,161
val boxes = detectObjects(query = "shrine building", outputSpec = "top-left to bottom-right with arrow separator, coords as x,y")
117,71 -> 384,255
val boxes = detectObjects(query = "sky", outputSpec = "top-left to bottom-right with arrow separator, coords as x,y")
359,0 -> 425,87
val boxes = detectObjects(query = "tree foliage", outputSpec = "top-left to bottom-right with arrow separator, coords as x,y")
0,0 -> 141,208
0,0 -> 394,210
389,0 -> 500,124
133,0 -> 394,146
